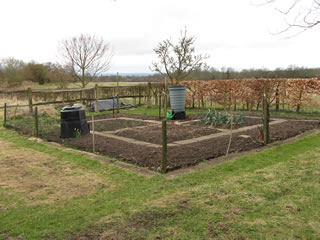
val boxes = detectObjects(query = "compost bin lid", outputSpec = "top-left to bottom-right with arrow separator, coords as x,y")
61,104 -> 83,112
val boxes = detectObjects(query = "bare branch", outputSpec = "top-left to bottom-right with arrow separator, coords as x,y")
150,29 -> 209,85
59,34 -> 112,88
275,0 -> 299,14
260,0 -> 320,36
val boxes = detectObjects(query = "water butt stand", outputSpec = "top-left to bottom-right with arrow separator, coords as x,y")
168,85 -> 186,120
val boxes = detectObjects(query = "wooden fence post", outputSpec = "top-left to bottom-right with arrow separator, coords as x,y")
3,103 -> 7,127
92,115 -> 95,153
34,106 -> 39,137
155,89 -> 158,106
164,93 -> 168,118
95,84 -> 99,113
28,88 -> 33,114
164,77 -> 168,118
80,90 -> 83,103
138,87 -> 141,105
159,95 -> 162,119
161,120 -> 168,173
147,82 -> 151,108
117,72 -> 120,113
263,94 -> 270,145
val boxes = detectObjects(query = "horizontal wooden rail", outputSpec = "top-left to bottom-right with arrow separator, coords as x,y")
0,82 -> 164,95
0,95 -> 149,109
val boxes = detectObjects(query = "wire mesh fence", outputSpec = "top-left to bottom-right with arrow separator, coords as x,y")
4,104 -> 61,137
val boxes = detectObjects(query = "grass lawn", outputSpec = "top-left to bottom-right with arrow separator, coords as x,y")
85,104 -> 320,120
0,127 -> 319,239
86,105 -> 208,118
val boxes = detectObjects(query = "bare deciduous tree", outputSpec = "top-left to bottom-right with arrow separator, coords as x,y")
46,63 -> 73,89
0,58 -> 25,86
258,0 -> 320,35
151,29 -> 209,85
59,34 -> 112,88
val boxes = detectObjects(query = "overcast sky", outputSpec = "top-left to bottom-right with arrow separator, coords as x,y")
1,0 -> 320,73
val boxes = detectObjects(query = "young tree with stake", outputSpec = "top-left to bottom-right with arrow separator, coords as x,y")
151,29 -> 209,85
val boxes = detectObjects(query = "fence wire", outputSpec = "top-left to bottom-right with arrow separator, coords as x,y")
4,104 -> 60,137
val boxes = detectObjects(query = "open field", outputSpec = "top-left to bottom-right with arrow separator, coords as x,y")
0,128 -> 319,239
27,81 -> 147,89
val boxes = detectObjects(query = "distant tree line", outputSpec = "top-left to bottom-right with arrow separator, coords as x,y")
1,57 -> 320,88
102,66 -> 320,82
99,74 -> 163,83
0,58 -> 73,88
189,66 -> 320,80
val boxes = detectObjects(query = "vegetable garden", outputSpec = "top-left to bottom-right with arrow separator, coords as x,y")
1,78 -> 320,172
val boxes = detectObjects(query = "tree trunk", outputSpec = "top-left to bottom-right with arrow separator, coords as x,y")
296,90 -> 303,113
256,102 -> 260,111
275,88 -> 280,112
81,68 -> 86,88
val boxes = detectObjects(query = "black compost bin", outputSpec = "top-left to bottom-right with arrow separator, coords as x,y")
60,105 -> 89,138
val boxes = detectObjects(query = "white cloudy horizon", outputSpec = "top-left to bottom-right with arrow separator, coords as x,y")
1,0 -> 320,74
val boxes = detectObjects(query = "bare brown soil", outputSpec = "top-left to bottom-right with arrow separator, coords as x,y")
90,119 -> 152,132
115,122 -> 220,144
44,114 -> 320,172
114,117 -> 263,144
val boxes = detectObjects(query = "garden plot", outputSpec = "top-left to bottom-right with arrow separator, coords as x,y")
113,120 -> 221,144
186,116 -> 264,130
89,117 -> 159,132
45,114 -> 320,171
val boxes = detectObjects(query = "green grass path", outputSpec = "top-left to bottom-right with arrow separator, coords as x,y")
0,129 -> 319,239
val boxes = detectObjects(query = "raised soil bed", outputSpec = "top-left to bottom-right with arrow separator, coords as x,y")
44,114 -> 320,172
